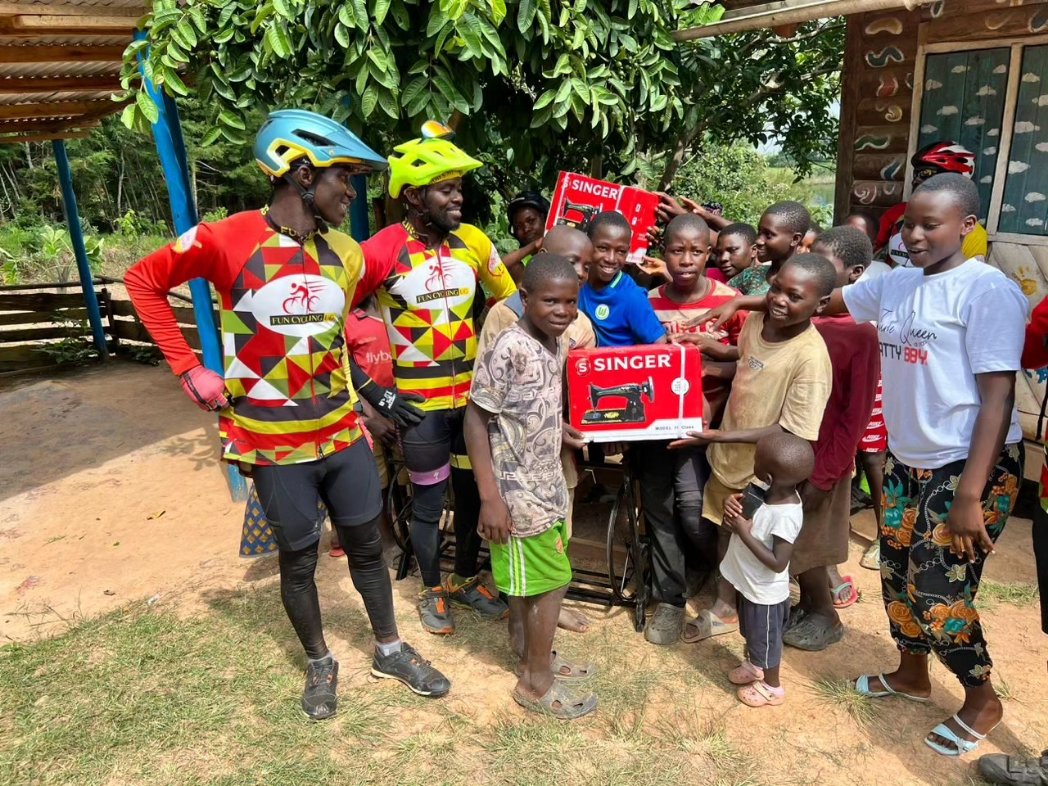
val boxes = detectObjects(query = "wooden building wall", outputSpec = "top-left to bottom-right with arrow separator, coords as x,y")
835,0 -> 1048,444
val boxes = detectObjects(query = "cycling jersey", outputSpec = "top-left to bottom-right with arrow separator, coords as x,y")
360,222 -> 516,411
126,210 -> 372,466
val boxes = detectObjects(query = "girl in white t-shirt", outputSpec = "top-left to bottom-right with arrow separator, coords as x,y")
695,173 -> 1027,757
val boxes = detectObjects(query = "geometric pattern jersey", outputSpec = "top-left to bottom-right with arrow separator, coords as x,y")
360,222 -> 517,411
125,210 -> 369,466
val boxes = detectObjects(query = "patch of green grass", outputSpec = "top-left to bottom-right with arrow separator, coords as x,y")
979,580 -> 1039,608
808,678 -> 879,727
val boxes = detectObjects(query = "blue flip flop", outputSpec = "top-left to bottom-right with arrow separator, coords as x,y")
854,673 -> 930,702
925,714 -> 996,757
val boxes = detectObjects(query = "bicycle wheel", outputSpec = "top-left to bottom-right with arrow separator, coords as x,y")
386,474 -> 413,553
631,512 -> 652,633
606,480 -> 639,602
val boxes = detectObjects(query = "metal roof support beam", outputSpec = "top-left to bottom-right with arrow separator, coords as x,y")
0,75 -> 123,93
52,138 -> 109,360
0,44 -> 127,63
674,0 -> 933,40
137,34 -> 247,501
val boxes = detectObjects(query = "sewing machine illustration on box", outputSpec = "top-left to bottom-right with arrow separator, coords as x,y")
581,378 -> 654,425
554,199 -> 601,230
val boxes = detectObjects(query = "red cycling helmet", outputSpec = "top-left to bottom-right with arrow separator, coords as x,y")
911,141 -> 976,179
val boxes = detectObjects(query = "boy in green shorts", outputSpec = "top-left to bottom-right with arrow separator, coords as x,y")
465,255 -> 598,720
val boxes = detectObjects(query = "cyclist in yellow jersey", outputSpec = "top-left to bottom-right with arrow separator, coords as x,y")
360,122 -> 517,634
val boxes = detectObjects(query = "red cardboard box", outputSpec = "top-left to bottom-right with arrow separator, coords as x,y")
546,171 -> 659,266
567,345 -> 704,442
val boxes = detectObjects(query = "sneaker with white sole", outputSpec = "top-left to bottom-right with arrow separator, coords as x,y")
371,642 -> 451,697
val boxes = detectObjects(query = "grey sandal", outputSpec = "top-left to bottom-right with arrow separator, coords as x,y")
513,680 -> 598,720
782,616 -> 844,651
514,650 -> 598,681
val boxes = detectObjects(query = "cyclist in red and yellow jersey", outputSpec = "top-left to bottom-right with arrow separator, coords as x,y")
126,110 -> 450,720
360,122 -> 516,634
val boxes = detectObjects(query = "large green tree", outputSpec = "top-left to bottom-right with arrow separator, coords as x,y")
119,0 -> 843,188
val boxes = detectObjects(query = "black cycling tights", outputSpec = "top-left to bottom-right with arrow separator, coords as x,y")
279,517 -> 397,660
409,466 -> 482,587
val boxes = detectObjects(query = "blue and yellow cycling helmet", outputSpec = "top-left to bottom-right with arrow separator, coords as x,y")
387,120 -> 482,198
254,109 -> 387,178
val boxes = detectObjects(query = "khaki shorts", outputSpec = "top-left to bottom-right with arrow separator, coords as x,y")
702,474 -> 744,526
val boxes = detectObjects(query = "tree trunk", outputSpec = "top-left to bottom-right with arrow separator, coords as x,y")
653,128 -> 704,192
116,151 -> 124,215
589,154 -> 603,179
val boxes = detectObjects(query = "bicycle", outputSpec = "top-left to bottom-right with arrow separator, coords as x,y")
603,456 -> 652,633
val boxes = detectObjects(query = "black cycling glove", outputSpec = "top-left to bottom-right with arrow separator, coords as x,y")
349,358 -> 425,429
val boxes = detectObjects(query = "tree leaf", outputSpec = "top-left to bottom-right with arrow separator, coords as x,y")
533,89 -> 555,111
490,0 -> 507,25
119,103 -> 138,131
175,18 -> 198,48
218,110 -> 247,131
373,0 -> 391,25
361,84 -> 378,118
334,22 -> 350,48
517,0 -> 536,34
161,66 -> 189,96
200,126 -> 223,146
136,90 -> 159,124
264,21 -> 293,58
272,0 -> 291,19
338,3 -> 358,29
400,75 -> 427,108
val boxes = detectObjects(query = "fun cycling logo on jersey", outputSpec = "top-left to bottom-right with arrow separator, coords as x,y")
250,274 -> 344,337
417,257 -> 466,304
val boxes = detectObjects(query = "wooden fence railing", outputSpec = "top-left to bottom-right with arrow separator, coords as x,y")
0,279 -> 209,374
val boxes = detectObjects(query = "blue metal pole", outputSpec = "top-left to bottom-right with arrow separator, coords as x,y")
349,174 -> 370,242
137,36 -> 247,501
52,139 -> 109,359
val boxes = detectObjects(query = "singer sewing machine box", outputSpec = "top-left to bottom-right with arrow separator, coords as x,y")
546,172 -> 659,266
567,345 -> 704,442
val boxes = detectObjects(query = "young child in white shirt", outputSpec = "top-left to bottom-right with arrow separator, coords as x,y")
721,431 -> 814,708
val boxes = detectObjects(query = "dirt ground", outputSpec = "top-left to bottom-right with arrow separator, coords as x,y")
2,361 -> 1046,786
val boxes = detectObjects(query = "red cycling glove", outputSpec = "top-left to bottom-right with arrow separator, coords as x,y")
180,365 -> 229,412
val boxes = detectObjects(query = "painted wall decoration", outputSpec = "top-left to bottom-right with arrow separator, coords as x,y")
999,44 -> 1048,236
917,47 -> 1010,220
865,46 -> 906,68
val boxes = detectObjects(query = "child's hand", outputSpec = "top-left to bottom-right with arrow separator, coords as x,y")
726,514 -> 753,536
944,493 -> 995,561
655,192 -> 686,223
640,255 -> 669,282
724,492 -> 745,521
686,302 -> 739,331
478,497 -> 513,545
364,412 -> 398,447
646,224 -> 664,250
562,421 -> 588,450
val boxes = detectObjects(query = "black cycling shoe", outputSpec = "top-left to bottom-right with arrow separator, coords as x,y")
301,656 -> 339,720
371,642 -> 451,697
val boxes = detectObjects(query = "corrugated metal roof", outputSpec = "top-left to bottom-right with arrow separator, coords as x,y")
0,1 -> 146,143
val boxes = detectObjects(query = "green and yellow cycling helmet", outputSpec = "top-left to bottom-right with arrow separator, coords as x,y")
387,120 -> 483,198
